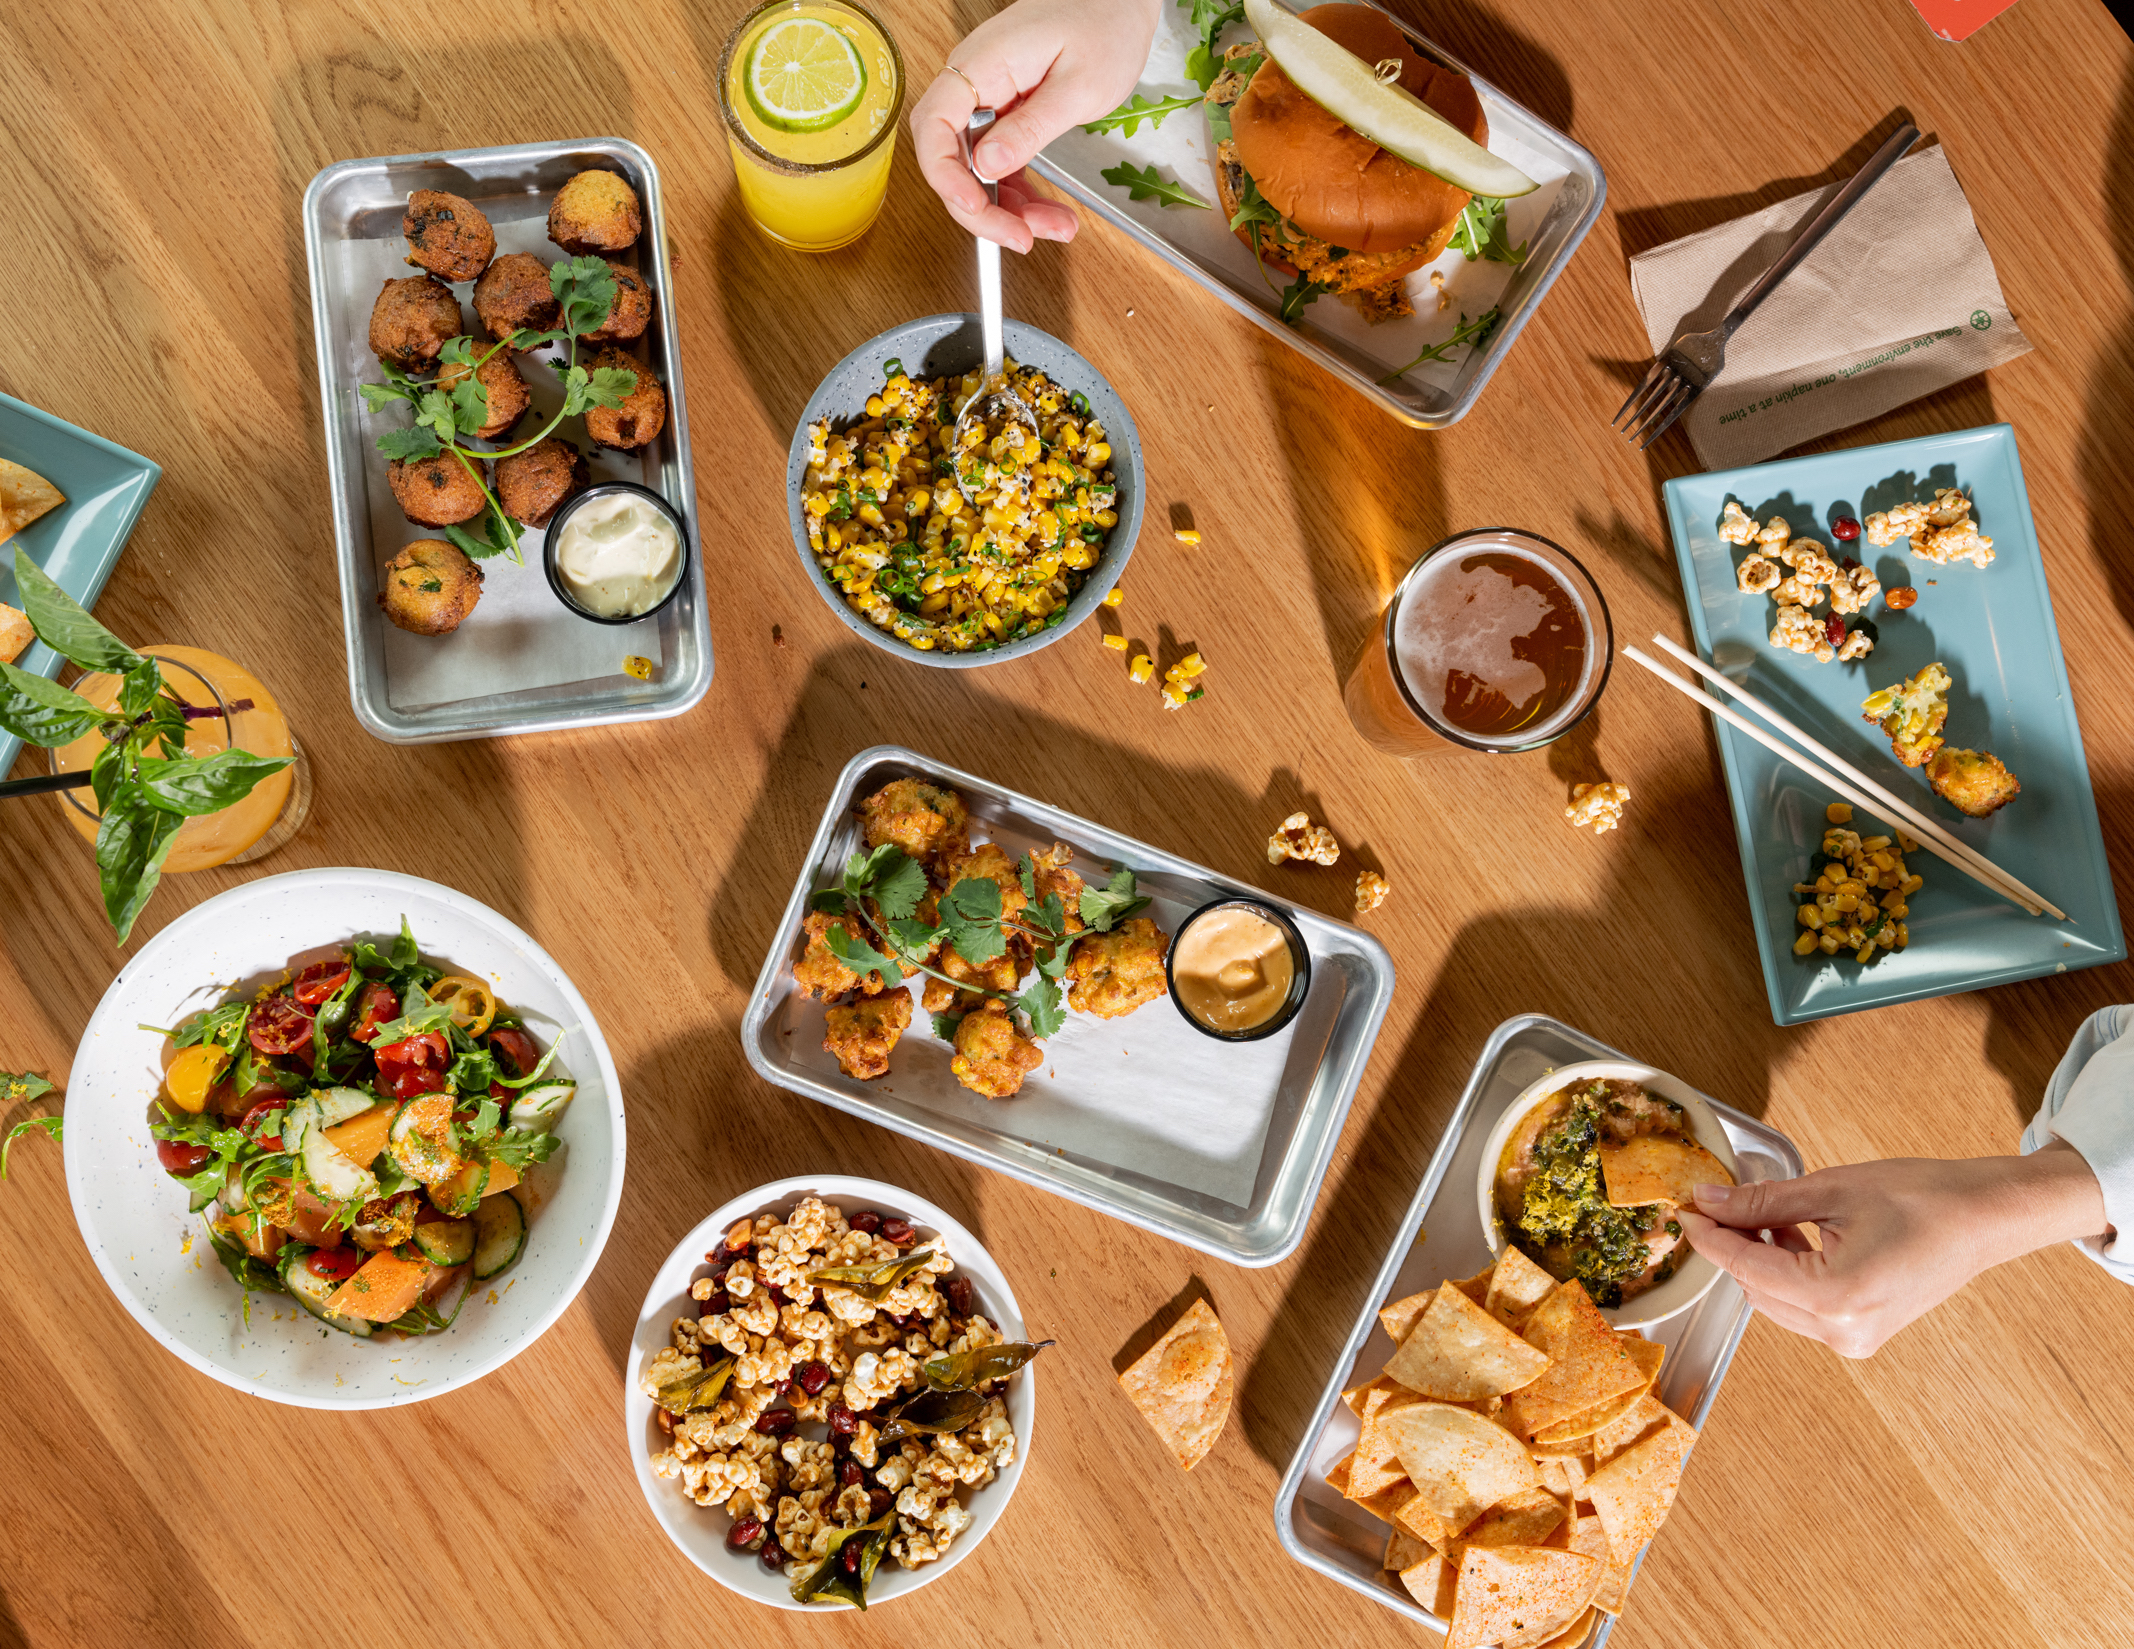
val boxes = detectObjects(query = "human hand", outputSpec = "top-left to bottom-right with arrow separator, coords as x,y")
1674,1142 -> 2107,1358
910,0 -> 1161,251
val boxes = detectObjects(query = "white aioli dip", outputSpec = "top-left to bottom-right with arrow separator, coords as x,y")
554,491 -> 680,617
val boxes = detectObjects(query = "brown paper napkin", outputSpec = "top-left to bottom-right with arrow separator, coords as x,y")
1629,145 -> 2032,471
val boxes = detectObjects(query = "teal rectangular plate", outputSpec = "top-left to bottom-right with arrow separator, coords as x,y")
1662,423 -> 2124,1025
0,392 -> 160,777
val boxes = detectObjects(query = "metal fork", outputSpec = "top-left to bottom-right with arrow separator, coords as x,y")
1612,121 -> 1920,451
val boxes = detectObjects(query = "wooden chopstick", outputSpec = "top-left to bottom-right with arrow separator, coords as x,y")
1621,646 -> 2049,919
1647,634 -> 2065,921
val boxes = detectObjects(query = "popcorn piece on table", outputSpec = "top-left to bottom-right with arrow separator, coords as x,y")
1354,870 -> 1390,915
1835,625 -> 1875,662
1267,812 -> 1340,866
1789,542 -> 1840,586
1565,782 -> 1630,834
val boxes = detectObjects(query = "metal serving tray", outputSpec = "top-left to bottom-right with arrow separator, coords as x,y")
741,745 -> 1396,1266
1032,0 -> 1605,430
303,137 -> 711,744
1273,1013 -> 1805,1641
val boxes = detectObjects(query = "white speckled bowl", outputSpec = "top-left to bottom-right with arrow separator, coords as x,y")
625,1176 -> 1033,1610
64,868 -> 625,1409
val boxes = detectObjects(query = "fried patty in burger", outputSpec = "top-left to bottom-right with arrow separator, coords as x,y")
1207,3 -> 1486,322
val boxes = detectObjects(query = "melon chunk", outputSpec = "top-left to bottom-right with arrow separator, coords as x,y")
322,1101 -> 396,1169
481,1158 -> 520,1198
324,1249 -> 434,1323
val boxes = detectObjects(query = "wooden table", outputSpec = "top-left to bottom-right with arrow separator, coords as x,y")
4,0 -> 2132,1642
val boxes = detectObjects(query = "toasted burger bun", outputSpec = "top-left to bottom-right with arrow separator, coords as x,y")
1231,3 -> 1487,259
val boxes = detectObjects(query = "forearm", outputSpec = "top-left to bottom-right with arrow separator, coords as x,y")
1978,1140 -> 2109,1267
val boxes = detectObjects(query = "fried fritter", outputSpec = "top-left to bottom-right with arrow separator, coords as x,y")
472,251 -> 559,344
942,842 -> 1029,922
921,936 -> 1031,1014
1861,662 -> 1951,769
868,887 -> 941,965
548,168 -> 642,255
583,346 -> 666,450
377,539 -> 482,636
387,454 -> 486,527
1066,918 -> 1170,1019
1928,747 -> 2021,817
859,778 -> 972,872
951,1006 -> 1043,1099
402,189 -> 495,282
825,990 -> 911,1081
367,275 -> 461,370
435,345 -> 530,440
586,260 -> 651,343
794,910 -> 888,999
494,438 -> 589,528
1029,842 -> 1086,934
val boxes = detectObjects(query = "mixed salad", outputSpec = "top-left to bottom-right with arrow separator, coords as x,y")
146,919 -> 573,1338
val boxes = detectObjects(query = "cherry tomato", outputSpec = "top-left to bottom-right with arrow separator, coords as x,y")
156,1138 -> 211,1175
247,994 -> 316,1055
348,981 -> 400,1045
488,1081 -> 511,1101
293,955 -> 353,1007
488,1026 -> 539,1079
374,1030 -> 450,1099
306,1248 -> 362,1282
240,1099 -> 287,1152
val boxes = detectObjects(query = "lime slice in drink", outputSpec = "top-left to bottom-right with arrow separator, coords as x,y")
1242,0 -> 1536,198
744,16 -> 868,134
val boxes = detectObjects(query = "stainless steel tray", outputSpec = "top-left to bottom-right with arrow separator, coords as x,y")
741,745 -> 1396,1266
1031,1 -> 1605,430
1272,1013 -> 1805,1640
303,137 -> 711,743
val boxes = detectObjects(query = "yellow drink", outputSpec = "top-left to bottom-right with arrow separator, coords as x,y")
720,0 -> 904,252
51,646 -> 307,871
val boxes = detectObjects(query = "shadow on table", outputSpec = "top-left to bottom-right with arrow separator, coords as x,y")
2082,60 -> 2134,635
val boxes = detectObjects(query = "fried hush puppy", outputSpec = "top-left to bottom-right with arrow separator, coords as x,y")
387,453 -> 487,527
950,1006 -> 1043,1100
494,438 -> 590,529
859,777 -> 972,872
583,346 -> 666,451
586,260 -> 651,344
1065,919 -> 1170,1019
401,189 -> 495,282
824,991 -> 911,1081
548,168 -> 642,255
378,539 -> 482,636
794,909 -> 886,1000
367,275 -> 461,371
1927,747 -> 2021,817
472,251 -> 560,344
435,345 -> 530,440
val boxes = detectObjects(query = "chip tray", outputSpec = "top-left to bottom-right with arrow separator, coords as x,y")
1271,1013 -> 1805,1640
741,745 -> 1395,1267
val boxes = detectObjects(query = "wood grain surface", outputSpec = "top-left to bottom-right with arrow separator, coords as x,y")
3,0 -> 2132,1644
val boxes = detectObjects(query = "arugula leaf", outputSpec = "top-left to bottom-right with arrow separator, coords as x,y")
825,926 -> 904,987
449,1046 -> 500,1096
363,980 -> 453,1048
392,915 -> 419,973
1015,975 -> 1065,1039
1377,307 -> 1504,383
1180,0 -> 1244,36
145,999 -> 250,1051
0,1089 -> 61,1181
1084,93 -> 1203,139
2,1071 -> 55,1106
1277,273 -> 1325,324
1080,868 -> 1151,931
1099,162 -> 1211,210
481,1125 -> 562,1171
1185,44 -> 1222,91
94,783 -> 186,943
469,1098 -> 502,1142
1227,173 -> 1283,237
376,424 -> 444,462
10,547 -> 143,673
1450,196 -> 1528,267
133,748 -> 292,817
311,971 -> 360,1071
0,661 -> 116,747
487,1039 -> 561,1090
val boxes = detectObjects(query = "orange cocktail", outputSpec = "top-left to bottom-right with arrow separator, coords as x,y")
51,646 -> 307,870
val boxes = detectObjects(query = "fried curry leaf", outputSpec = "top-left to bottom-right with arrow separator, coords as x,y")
1083,93 -> 1204,139
876,1385 -> 985,1445
807,1247 -> 938,1301
1098,161 -> 1211,210
790,1510 -> 896,1608
1079,867 -> 1149,931
922,1338 -> 1054,1392
655,1353 -> 736,1414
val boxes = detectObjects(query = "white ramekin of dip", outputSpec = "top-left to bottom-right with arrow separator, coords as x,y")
542,482 -> 689,624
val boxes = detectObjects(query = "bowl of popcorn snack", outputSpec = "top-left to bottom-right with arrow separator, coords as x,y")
626,1177 -> 1038,1609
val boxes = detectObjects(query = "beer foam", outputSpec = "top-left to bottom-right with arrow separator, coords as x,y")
1395,558 -> 1552,712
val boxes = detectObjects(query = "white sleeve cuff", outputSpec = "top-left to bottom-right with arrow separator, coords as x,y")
2022,1004 -> 2134,1284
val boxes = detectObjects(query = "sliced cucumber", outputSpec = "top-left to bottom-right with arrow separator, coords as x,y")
413,1218 -> 475,1267
223,1163 -> 251,1213
388,1095 -> 460,1186
298,1097 -> 380,1206
312,1086 -> 376,1126
508,1082 -> 575,1134
279,1246 -> 374,1338
429,1159 -> 489,1219
472,1191 -> 525,1280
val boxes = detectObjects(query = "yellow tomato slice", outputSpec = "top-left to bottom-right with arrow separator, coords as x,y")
166,1044 -> 231,1114
427,976 -> 497,1037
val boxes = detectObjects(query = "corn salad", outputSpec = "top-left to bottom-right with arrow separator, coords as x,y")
1792,801 -> 1922,963
802,360 -> 1120,653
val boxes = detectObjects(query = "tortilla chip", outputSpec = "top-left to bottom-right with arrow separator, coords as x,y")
1446,1545 -> 1603,1649
1600,1134 -> 1734,1208
1379,1289 -> 1435,1344
1566,1501 -> 1610,1567
0,601 -> 30,666
1349,1387 -> 1427,1501
1344,1372 -> 1407,1415
1357,1479 -> 1419,1525
0,458 -> 64,546
1451,1266 -> 1494,1307
1399,1552 -> 1458,1617
1561,1453 -> 1589,1500
1485,1245 -> 1558,1328
1585,1422 -> 1692,1558
1531,1342 -> 1660,1445
1591,1393 -> 1695,1466
1386,1525 -> 1432,1572
1325,1452 -> 1355,1495
1537,1457 -> 1572,1498
1502,1283 -> 1649,1439
1526,1605 -> 1599,1649
1118,1298 -> 1231,1470
1594,1549 -> 1637,1615
1452,1485 -> 1565,1555
1386,1281 -> 1553,1401
1384,1402 -> 1542,1548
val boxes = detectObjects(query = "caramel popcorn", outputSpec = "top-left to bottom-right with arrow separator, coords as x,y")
1267,812 -> 1340,866
1565,782 -> 1630,835
1736,553 -> 1780,595
1771,574 -> 1825,609
1771,603 -> 1837,662
1718,500 -> 1760,544
1826,562 -> 1882,615
1789,543 -> 1840,587
1353,869 -> 1390,916
1864,500 -> 1930,547
1755,516 -> 1792,551
1912,519 -> 1994,568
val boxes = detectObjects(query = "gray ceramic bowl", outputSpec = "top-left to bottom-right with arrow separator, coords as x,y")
786,314 -> 1144,668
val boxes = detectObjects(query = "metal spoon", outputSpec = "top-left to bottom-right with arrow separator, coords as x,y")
953,107 -> 1037,506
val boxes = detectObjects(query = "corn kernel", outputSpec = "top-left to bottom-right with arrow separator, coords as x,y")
1798,905 -> 1823,929
1861,836 -> 1892,852
1826,802 -> 1853,824
1129,654 -> 1154,683
1173,528 -> 1202,545
1896,831 -> 1919,852
1102,587 -> 1123,607
1818,933 -> 1841,954
1794,932 -> 1819,955
1856,943 -> 1875,963
1102,634 -> 1128,652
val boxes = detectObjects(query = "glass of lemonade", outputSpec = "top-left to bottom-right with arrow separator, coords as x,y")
719,0 -> 904,252
1343,530 -> 1613,758
49,646 -> 311,870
